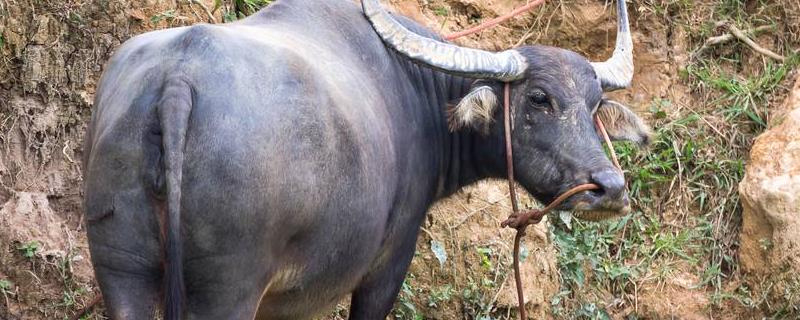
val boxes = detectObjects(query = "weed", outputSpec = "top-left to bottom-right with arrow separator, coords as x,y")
0,280 -> 11,293
0,279 -> 13,307
476,247 -> 493,270
219,0 -> 272,22
54,252 -> 88,312
427,285 -> 453,308
17,241 -> 39,259
69,12 -> 83,24
150,10 -> 177,24
575,303 -> 612,320
236,0 -> 271,18
459,277 -> 500,319
432,6 -> 449,17
394,274 -> 423,320
223,10 -> 238,23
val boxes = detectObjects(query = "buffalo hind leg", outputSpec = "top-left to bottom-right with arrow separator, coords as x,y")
93,264 -> 160,319
86,194 -> 163,320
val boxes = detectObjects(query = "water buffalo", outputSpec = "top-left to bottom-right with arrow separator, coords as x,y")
82,0 -> 650,318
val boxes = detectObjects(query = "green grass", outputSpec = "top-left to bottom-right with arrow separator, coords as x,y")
687,58 -> 797,130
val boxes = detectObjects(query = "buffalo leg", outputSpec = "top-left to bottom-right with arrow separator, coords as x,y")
86,191 -> 163,319
348,216 -> 422,320
183,255 -> 272,319
93,267 -> 160,320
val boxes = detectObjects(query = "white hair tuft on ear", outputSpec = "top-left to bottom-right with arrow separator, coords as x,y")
596,99 -> 653,146
448,86 -> 499,133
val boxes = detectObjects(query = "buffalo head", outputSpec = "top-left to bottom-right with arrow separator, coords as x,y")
362,0 -> 651,220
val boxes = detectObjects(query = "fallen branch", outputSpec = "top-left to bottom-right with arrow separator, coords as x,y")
703,25 -> 772,47
727,24 -> 785,61
692,24 -> 785,61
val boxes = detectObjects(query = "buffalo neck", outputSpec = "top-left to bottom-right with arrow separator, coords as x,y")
393,53 -> 504,200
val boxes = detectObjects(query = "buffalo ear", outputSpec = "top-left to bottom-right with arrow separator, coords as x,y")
595,99 -> 653,147
448,85 -> 499,133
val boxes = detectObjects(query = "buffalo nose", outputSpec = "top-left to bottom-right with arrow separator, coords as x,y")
591,169 -> 625,200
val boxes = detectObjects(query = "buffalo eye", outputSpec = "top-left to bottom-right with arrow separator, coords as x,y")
528,89 -> 550,110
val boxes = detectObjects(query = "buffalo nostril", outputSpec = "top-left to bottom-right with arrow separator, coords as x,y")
590,170 -> 625,200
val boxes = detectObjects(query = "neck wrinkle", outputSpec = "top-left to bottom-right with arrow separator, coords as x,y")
405,61 -> 485,199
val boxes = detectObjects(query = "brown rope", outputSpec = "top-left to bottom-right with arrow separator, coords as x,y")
595,116 -> 621,171
444,0 -> 546,41
501,82 -> 621,318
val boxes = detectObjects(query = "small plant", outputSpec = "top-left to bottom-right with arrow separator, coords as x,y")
0,279 -> 13,306
0,279 -> 12,294
220,0 -> 273,21
150,10 -> 178,24
223,10 -> 238,23
427,285 -> 453,308
759,238 -> 774,251
394,275 -> 422,320
55,253 -> 88,312
432,6 -> 449,17
476,247 -> 493,270
235,0 -> 272,17
17,241 -> 39,259
60,286 -> 86,308
575,303 -> 612,320
68,12 -> 84,24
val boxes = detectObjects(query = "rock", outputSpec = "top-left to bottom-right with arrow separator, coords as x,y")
738,75 -> 800,312
771,74 -> 800,126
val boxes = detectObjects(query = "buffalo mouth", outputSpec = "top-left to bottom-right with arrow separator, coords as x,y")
556,189 -> 632,222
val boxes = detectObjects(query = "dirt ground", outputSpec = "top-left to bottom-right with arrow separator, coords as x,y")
1,0 -> 798,319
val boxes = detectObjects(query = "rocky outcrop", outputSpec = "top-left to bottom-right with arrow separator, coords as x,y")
739,75 -> 800,313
